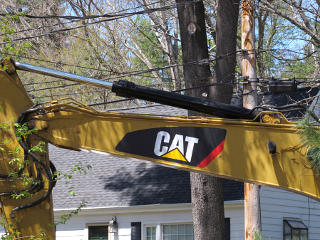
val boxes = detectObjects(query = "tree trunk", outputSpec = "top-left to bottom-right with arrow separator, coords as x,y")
176,0 -> 240,239
210,0 -> 241,104
190,173 -> 225,240
176,0 -> 211,98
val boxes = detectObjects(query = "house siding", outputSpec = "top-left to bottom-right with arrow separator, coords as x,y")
226,207 -> 244,240
55,202 -> 244,240
260,186 -> 320,240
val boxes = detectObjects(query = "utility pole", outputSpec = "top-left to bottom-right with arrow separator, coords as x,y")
241,1 -> 261,239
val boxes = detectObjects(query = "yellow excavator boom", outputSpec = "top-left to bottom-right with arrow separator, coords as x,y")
31,101 -> 320,201
0,60 -> 319,239
0,62 -> 55,239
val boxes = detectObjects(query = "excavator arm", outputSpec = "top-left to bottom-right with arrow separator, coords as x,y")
31,99 -> 320,200
0,59 -> 319,239
0,62 -> 55,239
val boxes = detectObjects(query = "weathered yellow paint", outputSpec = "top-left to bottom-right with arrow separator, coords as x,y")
30,100 -> 320,201
0,63 -> 55,239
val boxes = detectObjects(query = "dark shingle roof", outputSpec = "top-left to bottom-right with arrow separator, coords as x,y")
51,105 -> 243,209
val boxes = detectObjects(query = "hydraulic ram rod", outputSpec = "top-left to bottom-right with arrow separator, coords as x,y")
14,61 -> 257,120
14,61 -> 113,89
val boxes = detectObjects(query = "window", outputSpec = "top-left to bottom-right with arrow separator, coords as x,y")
283,219 -> 308,240
162,224 -> 194,240
146,226 -> 156,240
88,225 -> 108,240
147,219 -> 229,240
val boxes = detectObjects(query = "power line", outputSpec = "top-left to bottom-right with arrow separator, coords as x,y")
22,67 -> 320,94
6,48 -> 317,80
240,48 -> 319,58
0,1 -> 164,37
25,73 -> 237,100
1,52 -> 116,74
0,4 -> 179,45
0,0 -> 165,20
27,83 -> 81,93
23,75 -> 172,88
3,50 -> 242,82
3,51 -> 182,81
6,51 -> 320,95
98,51 -> 242,81
25,72 -> 320,110
24,80 -> 66,86
88,98 -> 135,107
99,103 -> 163,111
0,1 -> 205,45
0,19 -> 78,37
30,92 -> 81,99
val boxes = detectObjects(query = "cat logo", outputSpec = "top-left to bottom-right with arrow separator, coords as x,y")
154,131 -> 199,163
116,127 -> 226,168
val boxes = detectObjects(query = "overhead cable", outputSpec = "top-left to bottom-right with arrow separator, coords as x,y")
0,4 -> 179,45
0,1 -> 204,45
0,0 -> 165,20
0,1 -> 164,37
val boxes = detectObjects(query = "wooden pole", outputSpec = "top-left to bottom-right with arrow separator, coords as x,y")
241,1 -> 261,239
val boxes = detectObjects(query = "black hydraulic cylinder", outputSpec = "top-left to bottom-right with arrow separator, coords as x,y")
112,80 -> 257,120
13,61 -> 258,120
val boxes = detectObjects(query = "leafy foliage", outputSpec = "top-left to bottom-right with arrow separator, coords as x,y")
254,231 -> 265,240
297,113 -> 320,172
54,200 -> 87,225
0,14 -> 31,62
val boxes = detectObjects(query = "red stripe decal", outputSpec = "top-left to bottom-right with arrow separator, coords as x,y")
197,140 -> 225,168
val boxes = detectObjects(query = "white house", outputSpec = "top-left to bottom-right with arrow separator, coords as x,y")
51,144 -> 244,240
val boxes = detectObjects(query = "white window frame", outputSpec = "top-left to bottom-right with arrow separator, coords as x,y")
143,222 -> 194,240
144,224 -> 157,240
283,218 -> 308,240
161,222 -> 194,240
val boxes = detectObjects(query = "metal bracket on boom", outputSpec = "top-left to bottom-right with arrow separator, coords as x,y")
253,111 -> 291,124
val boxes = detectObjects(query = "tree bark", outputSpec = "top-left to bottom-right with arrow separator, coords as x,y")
176,0 -> 211,98
176,0 -> 240,239
210,0 -> 240,104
